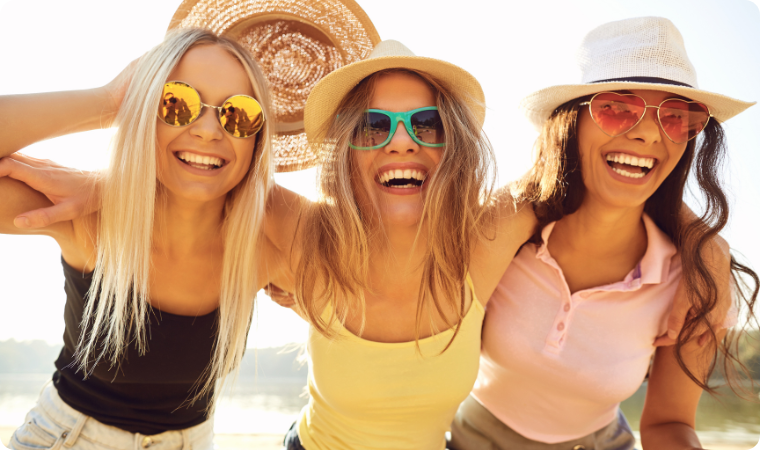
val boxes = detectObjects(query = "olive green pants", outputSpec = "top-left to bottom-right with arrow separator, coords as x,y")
449,395 -> 636,450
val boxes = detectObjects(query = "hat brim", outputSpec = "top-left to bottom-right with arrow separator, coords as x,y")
304,55 -> 486,145
520,81 -> 755,131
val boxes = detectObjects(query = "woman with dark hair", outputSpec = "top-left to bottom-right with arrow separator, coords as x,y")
450,17 -> 757,450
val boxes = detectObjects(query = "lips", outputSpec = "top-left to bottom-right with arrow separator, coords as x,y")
604,152 -> 657,179
175,151 -> 227,171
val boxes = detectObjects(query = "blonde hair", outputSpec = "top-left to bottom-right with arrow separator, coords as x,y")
76,28 -> 274,408
296,69 -> 495,350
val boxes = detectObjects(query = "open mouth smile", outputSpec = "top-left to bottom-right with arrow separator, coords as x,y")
175,151 -> 227,171
377,168 -> 428,189
605,152 -> 656,179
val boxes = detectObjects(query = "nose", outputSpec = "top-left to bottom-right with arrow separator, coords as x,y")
189,106 -> 224,141
626,105 -> 662,144
383,118 -> 420,155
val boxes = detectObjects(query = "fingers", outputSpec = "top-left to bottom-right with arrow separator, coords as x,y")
264,283 -> 297,308
8,153 -> 62,169
14,202 -> 77,229
0,157 -> 54,193
653,334 -> 677,347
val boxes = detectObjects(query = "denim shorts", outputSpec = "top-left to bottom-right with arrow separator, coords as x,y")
449,395 -> 636,450
10,384 -> 215,450
282,422 -> 305,450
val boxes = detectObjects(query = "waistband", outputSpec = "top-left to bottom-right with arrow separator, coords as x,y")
37,384 -> 214,450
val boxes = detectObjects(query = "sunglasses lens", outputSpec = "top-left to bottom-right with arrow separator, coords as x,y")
410,109 -> 444,145
219,96 -> 265,138
589,93 -> 646,136
658,100 -> 710,143
159,82 -> 201,126
351,112 -> 391,148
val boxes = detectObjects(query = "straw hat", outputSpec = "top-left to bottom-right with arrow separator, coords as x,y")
168,0 -> 381,171
520,16 -> 755,131
304,40 -> 485,145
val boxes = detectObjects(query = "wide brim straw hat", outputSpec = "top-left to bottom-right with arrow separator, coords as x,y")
304,40 -> 486,145
168,0 -> 381,172
520,16 -> 755,131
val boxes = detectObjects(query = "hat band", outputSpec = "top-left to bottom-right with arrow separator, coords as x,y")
591,76 -> 693,88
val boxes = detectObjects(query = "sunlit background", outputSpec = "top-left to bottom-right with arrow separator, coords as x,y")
1,0 -> 759,445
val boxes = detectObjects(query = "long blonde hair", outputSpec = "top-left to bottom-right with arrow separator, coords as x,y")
296,69 -> 495,350
76,28 -> 274,407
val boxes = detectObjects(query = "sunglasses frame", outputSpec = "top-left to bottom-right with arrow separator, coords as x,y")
349,106 -> 446,150
157,80 -> 265,139
580,91 -> 713,144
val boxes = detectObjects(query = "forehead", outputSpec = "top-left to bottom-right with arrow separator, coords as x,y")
167,44 -> 254,103
369,72 -> 436,111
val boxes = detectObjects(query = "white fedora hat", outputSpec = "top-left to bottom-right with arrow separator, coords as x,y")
520,16 -> 755,131
304,39 -> 485,145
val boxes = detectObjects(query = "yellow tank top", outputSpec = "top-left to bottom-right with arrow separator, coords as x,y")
297,275 -> 484,450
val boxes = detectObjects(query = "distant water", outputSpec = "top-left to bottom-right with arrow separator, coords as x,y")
2,374 -> 759,444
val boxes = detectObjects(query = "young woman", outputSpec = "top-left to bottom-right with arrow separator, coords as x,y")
266,39 -> 537,450
0,28 -> 274,449
449,17 -> 757,450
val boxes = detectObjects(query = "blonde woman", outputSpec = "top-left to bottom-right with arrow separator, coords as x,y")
0,28 -> 273,449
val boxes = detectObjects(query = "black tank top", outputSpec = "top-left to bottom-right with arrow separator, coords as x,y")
53,257 -> 219,434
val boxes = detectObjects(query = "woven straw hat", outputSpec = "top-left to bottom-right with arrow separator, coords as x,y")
304,40 -> 485,145
520,16 -> 755,131
168,0 -> 381,171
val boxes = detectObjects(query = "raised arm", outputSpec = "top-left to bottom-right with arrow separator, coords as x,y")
0,57 -> 138,158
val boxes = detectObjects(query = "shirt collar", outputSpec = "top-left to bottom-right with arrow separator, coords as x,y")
535,213 -> 677,286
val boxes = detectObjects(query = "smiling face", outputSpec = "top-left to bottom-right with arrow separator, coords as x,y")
351,72 -> 443,229
577,89 -> 690,211
155,44 -> 257,204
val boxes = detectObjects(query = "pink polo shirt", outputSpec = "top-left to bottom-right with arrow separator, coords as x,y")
472,215 -> 690,443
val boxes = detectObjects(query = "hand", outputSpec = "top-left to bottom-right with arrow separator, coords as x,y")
654,237 -> 732,347
0,154 -> 101,228
264,283 -> 297,308
101,55 -> 142,125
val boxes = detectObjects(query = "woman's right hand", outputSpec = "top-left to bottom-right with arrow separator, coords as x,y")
0,154 -> 101,228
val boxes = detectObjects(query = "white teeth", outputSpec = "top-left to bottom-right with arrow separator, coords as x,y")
605,153 -> 655,169
177,151 -> 223,168
612,167 -> 645,179
377,167 -> 428,188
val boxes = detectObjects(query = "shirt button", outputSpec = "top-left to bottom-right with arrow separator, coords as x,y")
142,437 -> 153,448
563,303 -> 571,312
557,322 -> 565,331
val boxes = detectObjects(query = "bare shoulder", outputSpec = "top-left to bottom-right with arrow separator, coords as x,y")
265,183 -> 310,254
469,189 -> 537,305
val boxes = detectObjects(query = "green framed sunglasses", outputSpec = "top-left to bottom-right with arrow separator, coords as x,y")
349,107 -> 445,150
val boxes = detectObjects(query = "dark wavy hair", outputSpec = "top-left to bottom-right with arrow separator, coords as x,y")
514,96 -> 759,393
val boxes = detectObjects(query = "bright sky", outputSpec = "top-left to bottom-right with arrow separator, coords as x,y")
0,0 -> 758,348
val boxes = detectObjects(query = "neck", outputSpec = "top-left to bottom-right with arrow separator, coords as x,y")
551,198 -> 646,259
153,189 -> 226,258
367,221 -> 428,292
